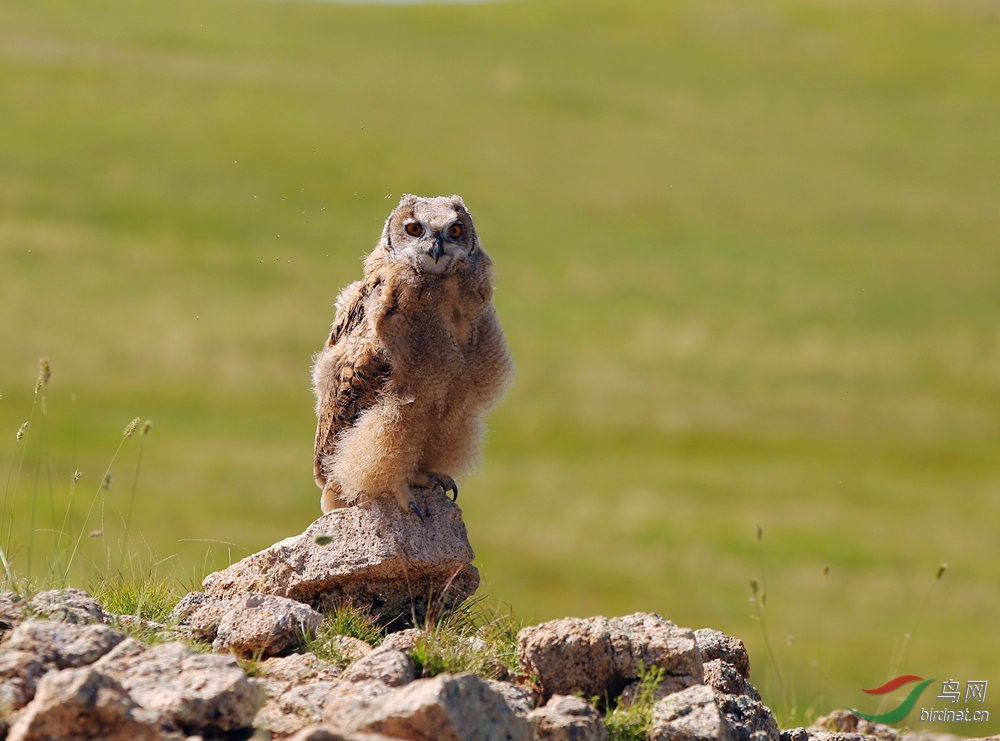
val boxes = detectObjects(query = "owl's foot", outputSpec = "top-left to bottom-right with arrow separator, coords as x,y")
320,481 -> 349,514
393,484 -> 423,520
411,472 -> 458,502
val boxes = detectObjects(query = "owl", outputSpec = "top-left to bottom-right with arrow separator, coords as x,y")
312,194 -> 514,517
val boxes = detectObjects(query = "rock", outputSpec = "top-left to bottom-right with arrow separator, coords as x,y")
330,672 -> 533,741
0,621 -> 127,716
94,638 -> 265,734
286,727 -> 400,741
378,628 -> 424,653
201,488 -> 479,628
517,612 -> 703,699
327,635 -> 375,662
255,653 -> 344,739
4,620 -> 126,668
168,592 -> 230,642
6,667 -> 164,741
781,732 -> 877,741
341,646 -> 416,687
212,593 -> 323,658
715,692 -> 779,741
255,680 -> 341,739
810,711 -> 897,741
694,630 -> 750,679
486,679 -> 540,717
27,588 -> 105,625
322,680 -> 399,730
528,694 -> 607,741
0,592 -> 24,631
650,683 -> 733,741
703,660 -> 759,699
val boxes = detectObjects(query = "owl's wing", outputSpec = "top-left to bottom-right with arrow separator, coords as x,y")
313,281 -> 392,487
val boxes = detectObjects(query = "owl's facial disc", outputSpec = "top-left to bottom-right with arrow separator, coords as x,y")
401,214 -> 470,274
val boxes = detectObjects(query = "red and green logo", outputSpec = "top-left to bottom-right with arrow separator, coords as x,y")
852,675 -> 935,723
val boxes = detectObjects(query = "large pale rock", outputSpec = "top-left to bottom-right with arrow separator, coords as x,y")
6,667 -> 164,741
650,684 -> 733,741
27,588 -> 105,625
517,613 -> 703,699
528,694 -> 607,741
330,672 -> 533,741
201,489 -> 478,628
94,638 -> 265,734
212,593 -> 323,658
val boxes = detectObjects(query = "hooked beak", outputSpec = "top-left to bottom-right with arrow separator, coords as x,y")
428,236 -> 444,263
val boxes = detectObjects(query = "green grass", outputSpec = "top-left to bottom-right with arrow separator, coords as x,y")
1,0 -> 998,734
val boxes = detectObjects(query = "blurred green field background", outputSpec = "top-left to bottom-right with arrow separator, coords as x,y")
1,0 -> 998,731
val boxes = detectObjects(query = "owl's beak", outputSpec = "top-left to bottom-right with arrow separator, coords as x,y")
428,237 -> 445,263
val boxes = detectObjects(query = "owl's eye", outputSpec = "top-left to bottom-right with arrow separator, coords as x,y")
404,222 -> 423,237
447,223 -> 463,239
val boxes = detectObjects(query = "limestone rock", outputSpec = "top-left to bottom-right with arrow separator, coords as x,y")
341,645 -> 416,687
201,488 -> 478,628
331,672 -> 533,741
694,629 -> 750,679
517,612 -> 703,699
94,638 -> 265,734
212,593 -> 323,658
6,667 -> 164,741
528,694 -> 607,741
650,683 -> 733,741
27,588 -> 105,625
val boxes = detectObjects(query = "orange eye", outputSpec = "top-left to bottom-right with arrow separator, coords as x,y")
447,223 -> 463,239
404,222 -> 423,237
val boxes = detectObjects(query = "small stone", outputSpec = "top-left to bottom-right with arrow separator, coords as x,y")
285,727 -> 400,741
341,646 -> 416,687
6,667 -> 164,741
810,711 -> 898,741
328,635 -> 374,662
716,693 -> 779,741
259,652 -> 342,693
212,593 -> 323,658
517,613 -> 703,699
27,588 -> 105,625
528,694 -> 607,741
322,680 -> 398,730
254,681 -> 340,739
694,630 -> 751,679
168,592 -> 230,642
378,628 -> 425,653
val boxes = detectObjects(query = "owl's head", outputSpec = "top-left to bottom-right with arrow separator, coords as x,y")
380,194 -> 480,275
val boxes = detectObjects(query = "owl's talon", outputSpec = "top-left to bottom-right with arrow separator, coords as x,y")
408,501 -> 424,521
447,482 -> 458,502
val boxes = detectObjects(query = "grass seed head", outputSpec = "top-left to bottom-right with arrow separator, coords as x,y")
16,422 -> 28,441
39,358 -> 51,386
72,470 -> 82,483
142,420 -> 152,436
123,417 -> 141,438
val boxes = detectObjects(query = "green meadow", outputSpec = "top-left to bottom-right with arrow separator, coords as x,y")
1,0 -> 998,731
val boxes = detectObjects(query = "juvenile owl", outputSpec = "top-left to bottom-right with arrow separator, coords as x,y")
312,194 -> 513,517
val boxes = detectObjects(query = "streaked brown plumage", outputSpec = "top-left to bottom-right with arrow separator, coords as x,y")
312,194 -> 513,516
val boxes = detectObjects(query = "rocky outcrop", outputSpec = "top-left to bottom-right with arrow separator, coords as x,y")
200,488 -> 479,629
517,612 -> 704,699
26,588 -> 105,625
